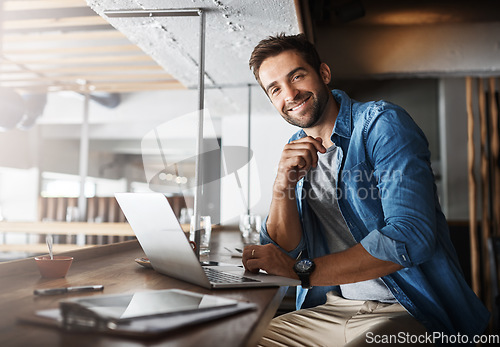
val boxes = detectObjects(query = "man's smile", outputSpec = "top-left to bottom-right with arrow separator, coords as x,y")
286,95 -> 311,113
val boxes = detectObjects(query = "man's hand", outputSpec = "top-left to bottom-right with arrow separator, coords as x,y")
242,244 -> 298,279
265,136 -> 325,252
274,136 -> 326,192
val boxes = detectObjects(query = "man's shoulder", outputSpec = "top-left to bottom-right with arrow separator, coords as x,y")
333,90 -> 401,129
353,98 -> 403,118
351,98 -> 410,130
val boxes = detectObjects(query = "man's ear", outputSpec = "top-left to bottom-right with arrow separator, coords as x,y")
319,63 -> 332,85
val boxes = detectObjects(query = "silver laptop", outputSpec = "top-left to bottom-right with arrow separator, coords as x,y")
115,193 -> 300,289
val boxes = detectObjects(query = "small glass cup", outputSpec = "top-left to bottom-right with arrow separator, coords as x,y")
35,256 -> 73,278
190,215 -> 212,256
239,214 -> 261,245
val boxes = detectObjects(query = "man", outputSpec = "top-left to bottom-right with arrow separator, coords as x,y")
242,33 -> 489,346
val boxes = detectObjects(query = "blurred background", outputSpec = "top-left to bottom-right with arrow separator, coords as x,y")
0,0 -> 499,295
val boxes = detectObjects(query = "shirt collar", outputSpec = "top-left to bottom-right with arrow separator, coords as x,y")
331,89 -> 352,140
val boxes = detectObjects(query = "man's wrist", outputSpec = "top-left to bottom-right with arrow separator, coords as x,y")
293,258 -> 316,289
273,180 -> 297,199
273,178 -> 289,191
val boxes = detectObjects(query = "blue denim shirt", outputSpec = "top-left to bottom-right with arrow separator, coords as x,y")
261,90 -> 489,338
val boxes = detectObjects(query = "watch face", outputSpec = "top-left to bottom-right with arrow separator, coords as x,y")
295,259 -> 314,272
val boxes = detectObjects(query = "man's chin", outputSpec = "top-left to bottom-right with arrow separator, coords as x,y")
283,114 -> 317,129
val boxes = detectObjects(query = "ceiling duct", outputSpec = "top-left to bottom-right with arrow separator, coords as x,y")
69,91 -> 121,109
0,89 -> 49,131
87,92 -> 121,109
0,88 -> 25,131
18,93 -> 48,130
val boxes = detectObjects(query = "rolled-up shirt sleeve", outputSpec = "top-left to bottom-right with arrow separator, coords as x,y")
360,229 -> 412,267
357,105 -> 438,267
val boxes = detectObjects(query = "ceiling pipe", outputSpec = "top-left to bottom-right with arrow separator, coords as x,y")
247,84 -> 252,215
194,10 -> 206,261
104,8 -> 206,260
78,82 -> 91,222
104,9 -> 201,18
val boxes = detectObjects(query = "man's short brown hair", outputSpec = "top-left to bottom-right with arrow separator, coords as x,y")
249,33 -> 322,88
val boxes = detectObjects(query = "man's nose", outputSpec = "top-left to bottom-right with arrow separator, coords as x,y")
283,84 -> 299,102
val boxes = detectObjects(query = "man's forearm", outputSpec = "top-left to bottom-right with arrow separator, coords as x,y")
310,243 -> 403,286
266,184 -> 303,252
266,136 -> 326,252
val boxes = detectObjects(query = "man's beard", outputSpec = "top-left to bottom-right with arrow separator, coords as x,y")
281,88 -> 329,129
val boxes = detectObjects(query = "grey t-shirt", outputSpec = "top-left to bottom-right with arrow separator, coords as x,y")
305,144 -> 397,303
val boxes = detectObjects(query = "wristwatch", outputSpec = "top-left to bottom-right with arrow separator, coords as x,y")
293,258 -> 316,289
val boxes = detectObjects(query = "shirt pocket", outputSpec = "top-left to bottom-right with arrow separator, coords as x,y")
341,161 -> 383,222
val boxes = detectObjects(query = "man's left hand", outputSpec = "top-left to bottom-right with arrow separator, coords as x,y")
242,244 -> 298,279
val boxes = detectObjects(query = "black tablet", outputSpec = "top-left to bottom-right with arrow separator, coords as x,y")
60,289 -> 238,322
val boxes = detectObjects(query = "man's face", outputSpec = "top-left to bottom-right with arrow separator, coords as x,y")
258,50 -> 331,129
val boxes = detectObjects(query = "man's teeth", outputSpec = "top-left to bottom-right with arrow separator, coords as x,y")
291,100 -> 306,111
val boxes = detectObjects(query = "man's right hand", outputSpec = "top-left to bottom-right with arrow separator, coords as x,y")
266,136 -> 326,251
274,136 -> 326,192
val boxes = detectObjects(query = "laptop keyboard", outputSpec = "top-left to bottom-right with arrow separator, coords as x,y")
203,267 -> 260,284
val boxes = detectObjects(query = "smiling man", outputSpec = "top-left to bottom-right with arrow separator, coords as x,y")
242,34 -> 489,346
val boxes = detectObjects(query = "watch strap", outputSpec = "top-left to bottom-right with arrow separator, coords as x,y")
297,272 -> 312,289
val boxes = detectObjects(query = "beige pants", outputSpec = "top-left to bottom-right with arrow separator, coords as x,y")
259,291 -> 430,347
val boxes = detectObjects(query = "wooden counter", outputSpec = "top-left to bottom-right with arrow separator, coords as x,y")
0,230 -> 286,347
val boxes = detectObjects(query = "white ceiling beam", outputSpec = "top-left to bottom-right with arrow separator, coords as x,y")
0,65 -> 165,74
2,30 -> 124,43
13,81 -> 185,93
3,0 -> 87,11
0,73 -> 175,82
3,16 -> 109,30
0,54 -> 155,65
3,45 -> 142,55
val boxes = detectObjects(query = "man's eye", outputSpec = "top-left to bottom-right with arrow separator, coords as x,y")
293,74 -> 303,81
271,87 -> 280,95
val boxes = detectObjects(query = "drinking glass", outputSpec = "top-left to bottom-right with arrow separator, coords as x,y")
239,214 -> 261,245
190,215 -> 212,255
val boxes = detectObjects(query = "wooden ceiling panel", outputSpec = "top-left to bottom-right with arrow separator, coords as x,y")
0,0 -> 185,93
4,0 -> 88,11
